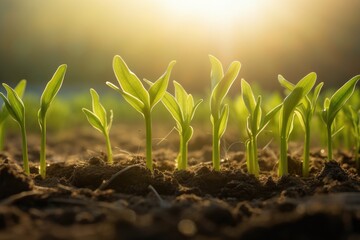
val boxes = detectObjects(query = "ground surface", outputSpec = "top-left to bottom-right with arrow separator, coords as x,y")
0,125 -> 360,240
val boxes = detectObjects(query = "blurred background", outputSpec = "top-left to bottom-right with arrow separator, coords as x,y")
1,0 -> 360,94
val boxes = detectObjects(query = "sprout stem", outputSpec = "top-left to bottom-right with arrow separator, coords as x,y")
178,134 -> 188,170
303,122 -> 310,177
145,113 -> 153,172
279,133 -> 288,176
20,122 -> 29,175
327,125 -> 333,161
251,136 -> 259,177
212,122 -> 220,171
39,117 -> 46,178
105,132 -> 113,164
246,141 -> 252,173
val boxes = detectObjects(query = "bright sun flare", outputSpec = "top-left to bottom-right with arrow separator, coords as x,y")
165,0 -> 268,25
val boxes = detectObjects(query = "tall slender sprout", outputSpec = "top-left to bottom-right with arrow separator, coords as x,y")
160,81 -> 202,170
278,72 -> 316,177
0,84 -> 29,174
38,64 -> 67,178
107,55 -> 176,172
0,80 -> 26,151
209,55 -> 241,171
279,76 -> 323,177
241,79 -> 282,177
322,75 -> 360,161
83,88 -> 113,164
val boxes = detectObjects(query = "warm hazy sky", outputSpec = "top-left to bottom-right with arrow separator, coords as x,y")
0,0 -> 359,93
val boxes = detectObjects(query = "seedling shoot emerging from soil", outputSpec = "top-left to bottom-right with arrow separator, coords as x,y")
83,88 -> 114,164
241,79 -> 281,177
38,64 -> 67,178
278,72 -> 316,177
161,81 -> 203,170
107,55 -> 176,172
0,83 -> 29,174
279,76 -> 323,177
209,55 -> 241,171
0,80 -> 26,151
322,75 -> 360,161
0,54 -> 359,178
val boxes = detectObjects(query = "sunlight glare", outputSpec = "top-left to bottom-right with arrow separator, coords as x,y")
165,0 -> 268,26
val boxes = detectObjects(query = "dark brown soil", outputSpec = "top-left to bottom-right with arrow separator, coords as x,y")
1,127 -> 360,239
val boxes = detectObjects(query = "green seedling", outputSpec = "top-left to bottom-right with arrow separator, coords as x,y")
83,88 -> 113,164
241,79 -> 281,177
344,105 -> 360,169
0,84 -> 29,174
279,76 -> 323,177
107,55 -> 176,172
161,81 -> 203,170
209,55 -> 241,171
38,64 -> 67,178
278,72 -> 317,176
322,75 -> 360,161
0,80 -> 26,151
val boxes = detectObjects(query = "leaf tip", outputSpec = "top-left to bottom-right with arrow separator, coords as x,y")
59,64 -> 67,70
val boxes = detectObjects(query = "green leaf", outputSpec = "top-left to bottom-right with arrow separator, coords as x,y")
162,81 -> 202,133
190,99 -> 203,122
210,60 -> 241,117
186,94 -> 195,122
183,126 -> 194,143
0,94 -> 13,121
112,55 -> 149,107
106,81 -> 145,115
282,87 -> 304,125
82,108 -> 104,133
174,81 -> 188,117
259,103 -> 282,134
278,74 -> 311,111
148,61 -> 176,109
278,75 -> 295,91
282,72 -> 317,124
332,125 -> 344,138
1,84 -> 25,124
90,88 -> 106,125
246,116 -> 252,137
250,95 -> 262,135
311,82 -> 324,113
262,104 -> 282,127
14,79 -> 27,99
295,72 -> 317,94
39,64 -> 67,120
295,110 -> 306,131
162,91 -> 183,126
218,104 -> 229,138
322,97 -> 330,122
209,55 -> 224,90
327,75 -> 360,124
287,113 -> 296,138
241,78 -> 256,114
0,80 -> 27,122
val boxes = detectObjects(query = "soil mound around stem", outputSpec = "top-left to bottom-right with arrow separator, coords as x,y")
0,158 -> 33,200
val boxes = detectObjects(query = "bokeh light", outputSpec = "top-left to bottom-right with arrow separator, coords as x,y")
0,0 -> 359,93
